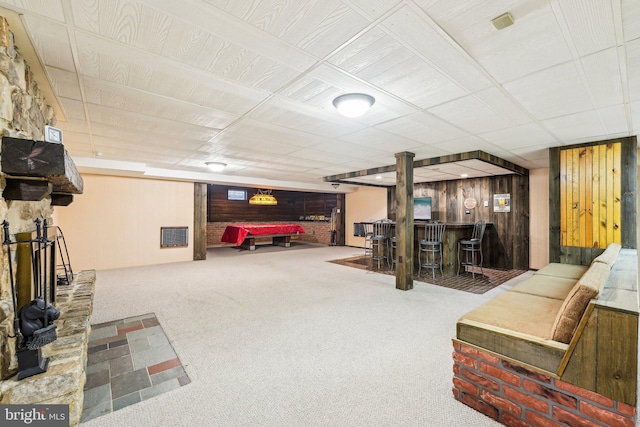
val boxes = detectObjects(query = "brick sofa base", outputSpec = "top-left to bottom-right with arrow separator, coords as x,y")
452,342 -> 637,427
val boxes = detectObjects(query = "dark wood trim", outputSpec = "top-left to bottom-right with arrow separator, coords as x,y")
549,146 -> 561,263
323,150 -> 528,183
620,137 -> 637,249
336,194 -> 345,246
413,150 -> 529,176
193,182 -> 207,261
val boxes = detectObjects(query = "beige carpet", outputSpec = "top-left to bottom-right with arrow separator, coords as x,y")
80,243 -> 532,427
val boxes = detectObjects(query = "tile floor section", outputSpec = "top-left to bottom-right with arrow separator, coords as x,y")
81,313 -> 190,423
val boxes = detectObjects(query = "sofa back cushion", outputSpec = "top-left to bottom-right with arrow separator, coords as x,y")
550,262 -> 611,343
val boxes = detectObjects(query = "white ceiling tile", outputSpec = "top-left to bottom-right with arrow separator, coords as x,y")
46,67 -> 82,100
598,104 -> 630,134
622,0 -> 640,42
22,16 -> 75,71
382,5 -> 491,92
427,94 -> 513,134
337,127 -> 424,155
474,87 -> 532,126
580,48 -> 624,108
504,61 -> 593,120
56,117 -> 89,134
58,97 -> 86,121
4,0 -> 65,21
409,145 -> 454,160
137,0 -> 318,70
419,0 -> 572,83
556,0 -> 616,56
624,38 -> 640,102
480,123 -> 558,150
541,110 -> 606,142
217,118 -> 326,149
374,113 -> 467,144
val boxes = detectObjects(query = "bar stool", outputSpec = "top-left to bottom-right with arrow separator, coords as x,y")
457,220 -> 486,279
362,222 -> 374,257
371,220 -> 391,270
419,222 -> 446,279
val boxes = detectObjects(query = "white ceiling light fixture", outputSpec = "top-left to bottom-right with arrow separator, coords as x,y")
206,162 -> 227,172
333,93 -> 375,118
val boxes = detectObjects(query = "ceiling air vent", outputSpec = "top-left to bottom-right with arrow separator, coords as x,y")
161,227 -> 188,248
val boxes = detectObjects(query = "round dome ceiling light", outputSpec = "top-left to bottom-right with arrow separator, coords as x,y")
332,93 -> 375,118
206,162 -> 227,172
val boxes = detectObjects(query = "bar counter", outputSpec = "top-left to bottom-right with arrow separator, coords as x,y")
361,221 -> 495,277
413,222 -> 494,277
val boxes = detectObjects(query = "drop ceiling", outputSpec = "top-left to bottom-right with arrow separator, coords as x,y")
0,0 -> 638,192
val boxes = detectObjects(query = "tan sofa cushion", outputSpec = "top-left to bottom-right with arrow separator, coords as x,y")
459,292 -> 564,339
534,263 -> 588,280
592,243 -> 622,266
511,275 -> 577,300
550,262 -> 611,343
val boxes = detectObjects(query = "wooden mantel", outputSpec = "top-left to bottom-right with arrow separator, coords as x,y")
1,136 -> 83,204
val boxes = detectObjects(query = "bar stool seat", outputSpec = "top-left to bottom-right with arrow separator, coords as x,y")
457,220 -> 486,279
419,222 -> 446,279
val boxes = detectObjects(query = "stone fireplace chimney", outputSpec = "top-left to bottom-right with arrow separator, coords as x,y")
0,15 -> 83,379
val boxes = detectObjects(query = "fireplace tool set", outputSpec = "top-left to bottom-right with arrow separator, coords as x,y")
3,219 -> 61,380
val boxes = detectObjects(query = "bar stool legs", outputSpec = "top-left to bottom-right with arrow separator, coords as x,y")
419,241 -> 443,279
418,222 -> 446,280
457,220 -> 486,279
457,240 -> 483,278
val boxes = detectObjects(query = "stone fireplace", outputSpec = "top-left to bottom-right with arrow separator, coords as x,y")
0,15 -> 92,426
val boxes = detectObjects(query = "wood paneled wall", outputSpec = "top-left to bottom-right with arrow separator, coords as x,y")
550,137 -> 637,264
560,143 -> 621,249
388,174 -> 530,270
207,185 -> 338,223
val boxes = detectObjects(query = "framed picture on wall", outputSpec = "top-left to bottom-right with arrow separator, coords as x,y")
494,194 -> 510,212
227,189 -> 247,201
414,197 -> 432,220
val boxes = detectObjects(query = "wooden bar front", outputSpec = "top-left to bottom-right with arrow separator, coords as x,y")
372,222 -> 497,277
414,223 -> 493,277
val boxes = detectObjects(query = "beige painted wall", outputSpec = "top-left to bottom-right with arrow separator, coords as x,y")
529,168 -> 549,269
345,186 -> 388,247
52,174 -> 194,271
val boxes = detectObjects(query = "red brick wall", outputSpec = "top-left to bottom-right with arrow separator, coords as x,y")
207,221 -> 332,246
452,341 -> 637,427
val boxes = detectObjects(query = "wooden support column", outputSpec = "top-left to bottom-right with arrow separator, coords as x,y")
193,182 -> 207,261
395,151 -> 414,291
336,194 -> 345,246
